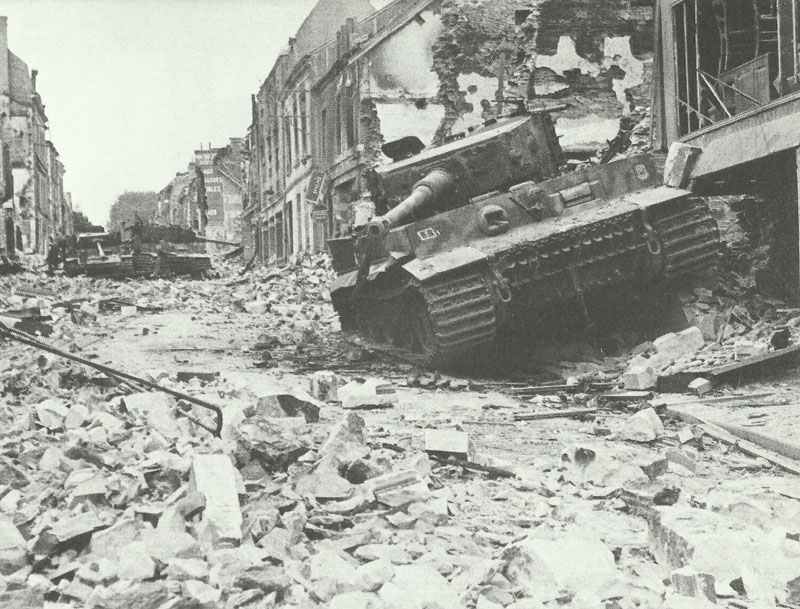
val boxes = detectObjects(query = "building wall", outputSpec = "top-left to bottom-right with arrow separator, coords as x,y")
0,17 -> 69,255
192,140 -> 245,245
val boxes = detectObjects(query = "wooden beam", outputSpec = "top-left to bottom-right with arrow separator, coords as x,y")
666,403 -> 800,474
513,408 -> 598,422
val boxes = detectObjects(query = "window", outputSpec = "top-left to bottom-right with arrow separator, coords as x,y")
275,212 -> 284,261
341,83 -> 356,150
296,193 -> 303,251
293,94 -> 300,162
284,116 -> 293,171
299,90 -> 308,157
321,109 -> 328,160
335,96 -> 342,153
285,200 -> 294,255
670,0 -> 800,137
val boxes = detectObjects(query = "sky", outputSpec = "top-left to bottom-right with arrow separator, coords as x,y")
3,0 -> 318,225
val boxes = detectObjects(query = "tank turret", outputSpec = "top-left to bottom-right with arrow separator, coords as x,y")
329,112 -> 562,274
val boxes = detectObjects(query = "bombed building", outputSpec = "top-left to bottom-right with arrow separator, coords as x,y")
0,16 -> 73,258
243,0 -> 656,264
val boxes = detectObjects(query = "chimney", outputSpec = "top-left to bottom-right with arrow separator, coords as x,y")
0,17 -> 9,95
31,69 -> 38,92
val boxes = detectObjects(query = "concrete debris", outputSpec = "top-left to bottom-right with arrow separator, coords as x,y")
0,516 -> 27,575
310,370 -> 341,402
688,377 -> 713,396
5,247 -> 800,608
339,378 -> 398,410
617,407 -> 665,443
256,391 -> 321,423
502,530 -> 618,603
189,454 -> 243,544
423,429 -> 471,459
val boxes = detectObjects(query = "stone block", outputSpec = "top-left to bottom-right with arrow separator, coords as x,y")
0,515 -> 27,575
688,378 -> 712,396
664,143 -> 701,188
339,379 -> 397,410
618,408 -> 664,443
255,392 -> 321,423
379,564 -> 459,609
502,529 -> 618,603
189,454 -> 242,544
423,429 -> 470,459
622,363 -> 656,390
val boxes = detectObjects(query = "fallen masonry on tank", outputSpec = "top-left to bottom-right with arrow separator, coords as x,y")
328,110 -> 721,368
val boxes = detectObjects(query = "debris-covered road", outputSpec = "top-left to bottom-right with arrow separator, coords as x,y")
3,256 -> 800,609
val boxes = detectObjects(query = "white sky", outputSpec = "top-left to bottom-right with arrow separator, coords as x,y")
3,0 -> 317,225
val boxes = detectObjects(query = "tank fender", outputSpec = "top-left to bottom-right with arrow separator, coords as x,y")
402,246 -> 488,282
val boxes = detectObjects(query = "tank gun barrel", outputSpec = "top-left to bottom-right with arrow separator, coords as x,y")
366,168 -> 455,236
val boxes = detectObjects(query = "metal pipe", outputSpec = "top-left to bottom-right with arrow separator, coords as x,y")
0,322 -> 223,436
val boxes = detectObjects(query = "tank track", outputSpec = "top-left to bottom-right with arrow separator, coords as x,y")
652,198 -> 721,278
417,270 -> 497,363
343,199 -> 720,367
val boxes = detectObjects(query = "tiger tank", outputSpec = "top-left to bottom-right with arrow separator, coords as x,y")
328,112 -> 721,367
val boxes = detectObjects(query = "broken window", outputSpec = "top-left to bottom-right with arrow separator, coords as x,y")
299,90 -> 308,158
321,109 -> 328,161
285,200 -> 294,256
672,0 -> 800,137
275,212 -> 284,261
293,94 -> 300,164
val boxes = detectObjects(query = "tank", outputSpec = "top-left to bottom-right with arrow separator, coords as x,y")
62,224 -> 213,279
328,112 -> 722,367
63,232 -> 134,278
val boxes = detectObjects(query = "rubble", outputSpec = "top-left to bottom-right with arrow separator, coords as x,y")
617,407 -> 665,443
5,248 -> 800,609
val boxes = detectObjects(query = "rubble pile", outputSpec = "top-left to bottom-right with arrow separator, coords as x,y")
5,255 -> 800,608
228,255 -> 352,367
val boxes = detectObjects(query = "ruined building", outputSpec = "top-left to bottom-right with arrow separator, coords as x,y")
0,16 -> 72,256
157,167 -> 205,233
651,0 -> 800,301
244,0 -> 655,264
157,138 -> 245,246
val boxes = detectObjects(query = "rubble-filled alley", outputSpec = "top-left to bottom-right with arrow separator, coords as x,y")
3,248 -> 800,609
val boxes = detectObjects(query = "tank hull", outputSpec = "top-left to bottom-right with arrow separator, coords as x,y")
332,189 -> 720,367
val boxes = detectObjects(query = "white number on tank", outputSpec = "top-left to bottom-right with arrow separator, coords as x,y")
634,164 -> 649,181
417,227 -> 440,241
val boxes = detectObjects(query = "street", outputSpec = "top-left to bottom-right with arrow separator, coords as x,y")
3,256 -> 800,608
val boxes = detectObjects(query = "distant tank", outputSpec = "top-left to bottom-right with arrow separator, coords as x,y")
62,223 -> 215,279
328,112 -> 721,367
63,232 -> 134,278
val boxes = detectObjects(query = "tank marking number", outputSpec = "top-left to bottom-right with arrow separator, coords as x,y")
634,164 -> 649,181
417,227 -> 440,241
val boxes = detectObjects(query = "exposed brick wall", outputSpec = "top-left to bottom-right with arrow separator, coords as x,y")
429,0 -> 654,140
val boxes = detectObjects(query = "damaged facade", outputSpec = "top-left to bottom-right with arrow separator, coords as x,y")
652,0 -> 800,302
156,138 -> 245,246
244,0 -> 655,264
0,16 -> 73,257
156,167 -> 205,233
